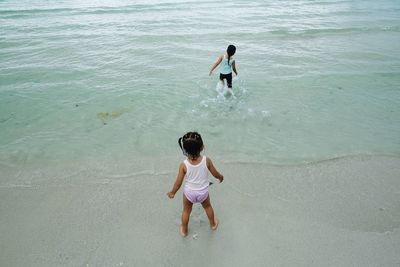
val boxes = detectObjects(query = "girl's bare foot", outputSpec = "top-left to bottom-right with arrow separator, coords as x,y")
211,219 -> 218,230
180,225 -> 188,237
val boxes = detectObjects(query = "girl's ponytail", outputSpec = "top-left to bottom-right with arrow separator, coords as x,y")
178,137 -> 184,154
227,44 -> 236,65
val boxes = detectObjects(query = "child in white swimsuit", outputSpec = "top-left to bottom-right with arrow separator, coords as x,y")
167,132 -> 224,237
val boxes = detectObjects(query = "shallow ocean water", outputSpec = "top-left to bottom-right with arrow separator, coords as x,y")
1,0 -> 400,169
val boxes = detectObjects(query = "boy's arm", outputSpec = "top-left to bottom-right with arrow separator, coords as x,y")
206,157 -> 224,183
209,56 -> 223,75
232,60 -> 237,75
167,163 -> 186,199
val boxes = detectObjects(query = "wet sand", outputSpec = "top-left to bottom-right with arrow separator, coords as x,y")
1,155 -> 399,266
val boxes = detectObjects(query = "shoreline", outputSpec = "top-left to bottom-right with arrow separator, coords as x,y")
1,152 -> 399,180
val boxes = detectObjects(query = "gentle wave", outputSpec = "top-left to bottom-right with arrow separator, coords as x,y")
220,153 -> 400,167
269,26 -> 400,36
0,1 -> 216,17
3,25 -> 398,39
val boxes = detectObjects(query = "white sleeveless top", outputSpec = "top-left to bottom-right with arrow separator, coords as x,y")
219,54 -> 234,74
183,156 -> 209,191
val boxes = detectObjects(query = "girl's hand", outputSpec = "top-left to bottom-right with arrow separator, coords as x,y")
218,175 -> 224,183
209,70 -> 213,76
167,192 -> 175,199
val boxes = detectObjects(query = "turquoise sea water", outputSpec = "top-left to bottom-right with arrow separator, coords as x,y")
1,0 -> 400,169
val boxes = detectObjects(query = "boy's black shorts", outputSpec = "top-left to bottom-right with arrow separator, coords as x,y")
219,73 -> 232,88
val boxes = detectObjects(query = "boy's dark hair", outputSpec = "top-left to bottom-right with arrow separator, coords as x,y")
178,132 -> 203,159
227,44 -> 236,65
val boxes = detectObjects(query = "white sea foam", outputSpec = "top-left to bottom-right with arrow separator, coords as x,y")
215,80 -> 235,98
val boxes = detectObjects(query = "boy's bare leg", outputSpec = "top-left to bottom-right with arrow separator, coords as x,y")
201,196 -> 218,230
181,195 -> 193,237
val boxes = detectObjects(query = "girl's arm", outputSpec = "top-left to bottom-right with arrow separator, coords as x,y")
209,55 -> 223,76
167,162 -> 186,199
232,60 -> 238,75
206,157 -> 224,183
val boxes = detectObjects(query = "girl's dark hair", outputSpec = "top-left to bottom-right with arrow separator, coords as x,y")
178,132 -> 203,159
227,44 -> 236,65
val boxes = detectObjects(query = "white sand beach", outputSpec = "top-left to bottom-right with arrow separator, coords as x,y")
1,155 -> 399,267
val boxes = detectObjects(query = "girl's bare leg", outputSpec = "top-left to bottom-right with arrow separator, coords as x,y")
181,195 -> 193,237
201,196 -> 218,230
